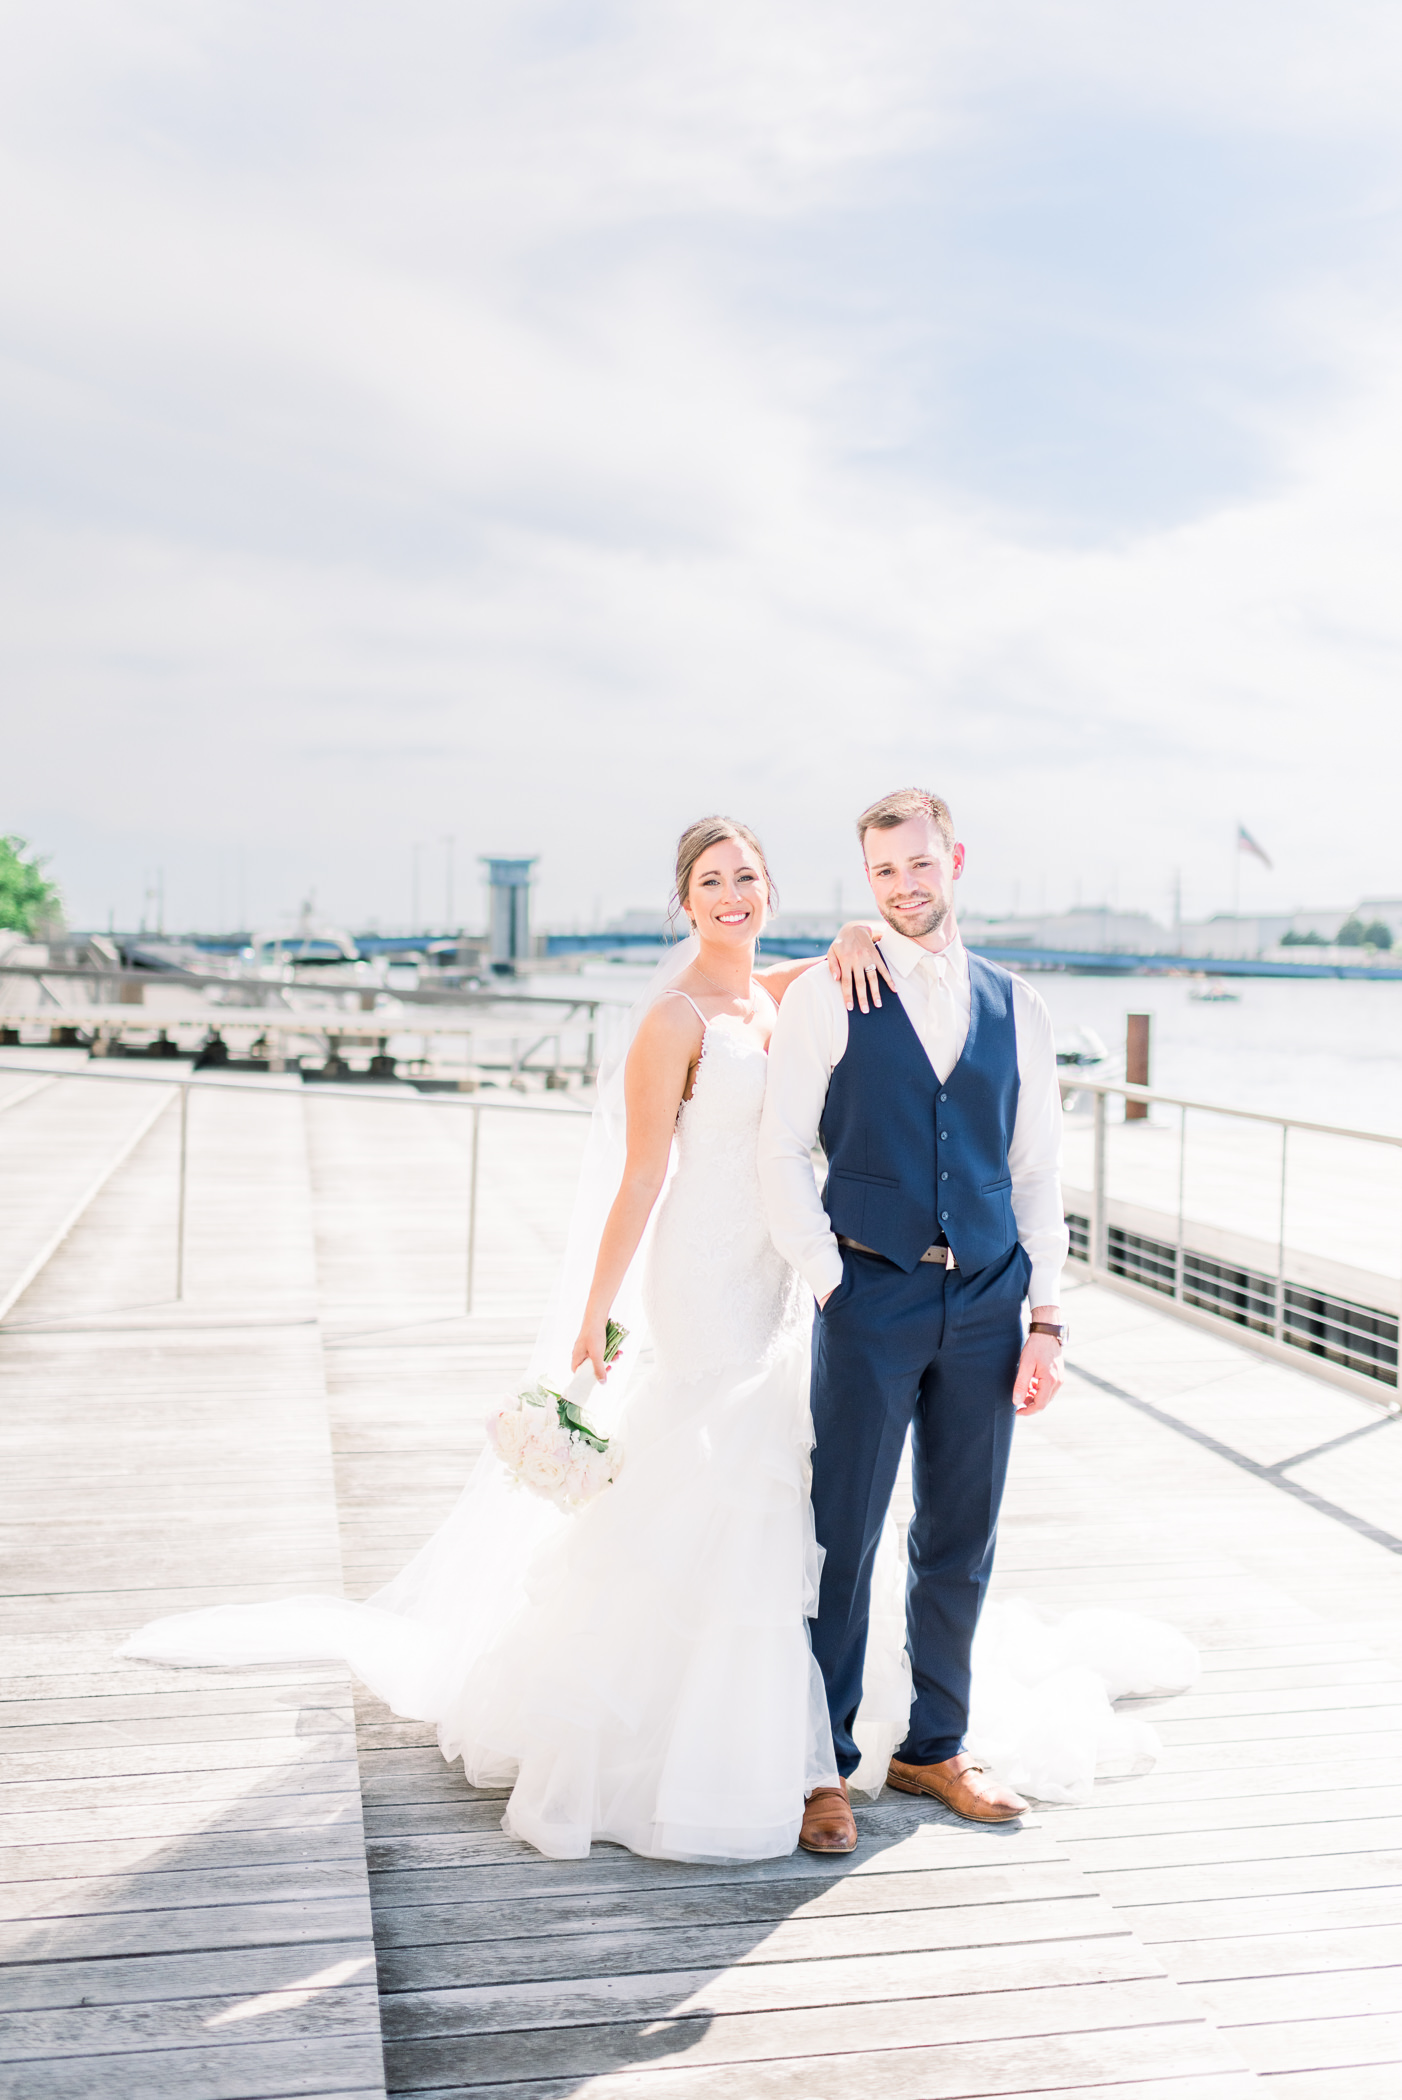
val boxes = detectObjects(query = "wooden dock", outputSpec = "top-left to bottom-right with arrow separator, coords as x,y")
3,1060 -> 1402,2095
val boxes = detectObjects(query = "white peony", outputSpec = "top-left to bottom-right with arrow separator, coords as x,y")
520,1440 -> 569,1497
488,1405 -> 528,1468
561,1444 -> 599,1506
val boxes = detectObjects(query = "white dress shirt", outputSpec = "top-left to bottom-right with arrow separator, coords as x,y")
757,928 -> 1068,1308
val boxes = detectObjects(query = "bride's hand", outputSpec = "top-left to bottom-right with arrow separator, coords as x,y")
827,922 -> 894,1014
572,1317 -> 610,1383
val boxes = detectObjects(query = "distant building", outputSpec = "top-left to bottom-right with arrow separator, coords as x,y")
1173,914 -> 1296,959
608,909 -> 674,937
960,906 -> 1170,954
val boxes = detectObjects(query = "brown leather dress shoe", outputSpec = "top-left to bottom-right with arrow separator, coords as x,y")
886,1752 -> 1027,1823
799,1779 -> 857,1854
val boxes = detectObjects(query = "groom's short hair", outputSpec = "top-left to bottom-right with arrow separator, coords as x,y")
857,789 -> 955,857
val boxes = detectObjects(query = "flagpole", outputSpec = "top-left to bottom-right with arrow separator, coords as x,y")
1233,825 -> 1240,919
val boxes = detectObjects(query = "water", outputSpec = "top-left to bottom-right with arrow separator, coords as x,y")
543,960 -> 1402,1139
1031,973 -> 1402,1137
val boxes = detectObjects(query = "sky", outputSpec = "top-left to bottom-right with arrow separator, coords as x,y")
4,0 -> 1402,934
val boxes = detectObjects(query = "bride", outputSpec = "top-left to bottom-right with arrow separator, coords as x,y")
122,814 -> 1196,1863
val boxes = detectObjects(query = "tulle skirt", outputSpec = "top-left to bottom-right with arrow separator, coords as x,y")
122,1329 -> 839,1862
122,1317 -> 1199,1852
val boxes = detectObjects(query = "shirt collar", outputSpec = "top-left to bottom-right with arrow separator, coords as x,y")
881,925 -> 966,982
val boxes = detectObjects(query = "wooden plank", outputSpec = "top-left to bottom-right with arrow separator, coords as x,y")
0,1981 -> 381,2058
376,1892 -> 1129,1991
0,1710 -> 358,1753
385,2061 -> 1255,2100
0,1765 -> 363,1817
368,1859 -> 1090,1940
0,1895 -> 373,1962
0,2036 -> 388,2100
359,1828 -> 1070,1911
1044,1782 -> 1402,1835
0,1857 -> 372,1923
376,1941 -> 1170,2035
1248,2072 -> 1402,2099
1209,2012 -> 1402,2074
1195,1968 -> 1402,2022
0,1741 -> 363,1784
0,1825 -> 370,1884
1060,1816 -> 1402,1874
0,1797 -> 362,1850
1155,1921 -> 1402,1981
0,1940 -> 375,2012
1123,1885 -> 1402,1944
381,1985 -> 1242,2089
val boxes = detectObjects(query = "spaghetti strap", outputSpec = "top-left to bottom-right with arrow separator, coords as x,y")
661,988 -> 711,1025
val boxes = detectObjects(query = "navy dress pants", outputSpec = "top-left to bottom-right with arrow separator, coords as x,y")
809,1240 -> 1030,1777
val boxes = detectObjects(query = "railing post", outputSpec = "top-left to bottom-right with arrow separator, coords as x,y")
175,1084 -> 190,1302
465,1104 -> 481,1314
1275,1123 -> 1289,1343
1091,1088 -> 1108,1278
1175,1103 -> 1187,1301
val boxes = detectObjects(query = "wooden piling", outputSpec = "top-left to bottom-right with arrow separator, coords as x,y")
1126,1012 -> 1150,1119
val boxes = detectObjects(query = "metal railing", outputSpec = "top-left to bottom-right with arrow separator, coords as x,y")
0,1058 -> 591,1317
5,1055 -> 1399,1400
1068,1078 -> 1402,1400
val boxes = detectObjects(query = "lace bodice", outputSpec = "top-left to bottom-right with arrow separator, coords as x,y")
643,1013 -> 806,1379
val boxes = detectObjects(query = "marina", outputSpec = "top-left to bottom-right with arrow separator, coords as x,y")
2,1053 -> 1401,2096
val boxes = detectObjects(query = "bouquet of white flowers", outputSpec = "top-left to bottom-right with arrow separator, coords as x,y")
486,1321 -> 628,1512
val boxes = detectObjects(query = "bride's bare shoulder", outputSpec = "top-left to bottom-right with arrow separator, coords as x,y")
629,990 -> 706,1063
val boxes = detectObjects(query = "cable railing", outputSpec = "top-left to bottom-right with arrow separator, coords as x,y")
0,1058 -> 590,1316
4,1056 -> 1399,1403
1064,1078 -> 1401,1402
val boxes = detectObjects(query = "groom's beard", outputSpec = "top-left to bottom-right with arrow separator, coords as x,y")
879,894 -> 949,941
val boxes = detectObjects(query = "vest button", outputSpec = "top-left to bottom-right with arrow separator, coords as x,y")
940,1171 -> 949,1181
938,1092 -> 948,1102
940,1210 -> 950,1221
939,1130 -> 948,1140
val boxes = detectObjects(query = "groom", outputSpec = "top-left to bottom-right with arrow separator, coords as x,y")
758,788 -> 1068,1852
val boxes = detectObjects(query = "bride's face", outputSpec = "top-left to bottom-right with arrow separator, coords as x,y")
686,839 -> 770,945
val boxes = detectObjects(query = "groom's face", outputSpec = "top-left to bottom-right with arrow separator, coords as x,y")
862,817 -> 965,944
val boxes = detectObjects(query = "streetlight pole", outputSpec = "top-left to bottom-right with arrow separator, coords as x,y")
443,835 -> 456,931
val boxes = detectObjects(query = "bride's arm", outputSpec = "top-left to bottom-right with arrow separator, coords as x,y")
571,997 -> 699,1382
757,923 -> 893,1013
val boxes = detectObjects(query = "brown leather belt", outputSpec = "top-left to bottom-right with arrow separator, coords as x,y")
838,1235 -> 957,1270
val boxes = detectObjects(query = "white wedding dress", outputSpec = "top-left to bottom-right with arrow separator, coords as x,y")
121,980 -> 1198,1860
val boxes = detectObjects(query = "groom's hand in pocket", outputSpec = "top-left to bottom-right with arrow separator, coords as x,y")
1012,1324 -> 1063,1415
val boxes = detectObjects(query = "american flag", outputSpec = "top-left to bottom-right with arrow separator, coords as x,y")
1237,823 -> 1272,870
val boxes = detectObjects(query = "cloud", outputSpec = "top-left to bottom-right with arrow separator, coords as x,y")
3,0 -> 1402,931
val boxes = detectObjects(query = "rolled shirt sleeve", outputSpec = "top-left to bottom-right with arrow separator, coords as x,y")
1009,977 -> 1069,1307
758,967 -> 848,1302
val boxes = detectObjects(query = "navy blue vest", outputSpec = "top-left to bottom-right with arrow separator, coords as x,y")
818,953 -> 1021,1275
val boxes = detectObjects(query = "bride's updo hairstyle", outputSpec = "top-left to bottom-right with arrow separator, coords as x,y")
670,816 -> 777,928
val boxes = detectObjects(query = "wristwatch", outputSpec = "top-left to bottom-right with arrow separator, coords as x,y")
1028,1321 -> 1068,1345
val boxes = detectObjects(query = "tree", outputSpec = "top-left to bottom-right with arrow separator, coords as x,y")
1337,916 -> 1394,950
0,835 -> 62,936
1280,928 -> 1327,946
